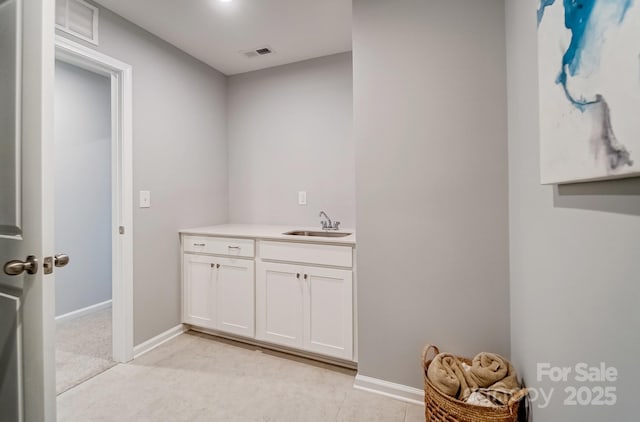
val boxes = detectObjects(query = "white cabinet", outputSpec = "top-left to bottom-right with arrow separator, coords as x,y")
255,262 -> 304,348
216,257 -> 255,337
181,230 -> 356,363
183,254 -> 216,329
256,261 -> 353,360
259,240 -> 352,267
183,253 -> 254,338
304,266 -> 353,359
183,235 -> 254,258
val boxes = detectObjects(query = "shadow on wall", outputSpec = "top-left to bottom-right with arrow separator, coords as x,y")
553,177 -> 640,216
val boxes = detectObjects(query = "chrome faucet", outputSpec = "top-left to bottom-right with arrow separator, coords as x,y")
319,211 -> 340,230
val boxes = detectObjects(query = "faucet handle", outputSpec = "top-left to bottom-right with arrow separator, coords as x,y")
334,221 -> 340,230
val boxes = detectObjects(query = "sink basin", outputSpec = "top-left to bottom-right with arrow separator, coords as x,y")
283,230 -> 352,238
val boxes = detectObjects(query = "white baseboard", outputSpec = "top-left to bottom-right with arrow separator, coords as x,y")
55,299 -> 112,323
354,374 -> 425,406
133,324 -> 186,359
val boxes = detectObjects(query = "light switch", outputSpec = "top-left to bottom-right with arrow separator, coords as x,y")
139,190 -> 151,208
298,191 -> 307,205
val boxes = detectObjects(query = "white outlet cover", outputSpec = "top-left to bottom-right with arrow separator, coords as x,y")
298,191 -> 307,205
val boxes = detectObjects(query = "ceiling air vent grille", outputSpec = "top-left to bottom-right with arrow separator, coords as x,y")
55,0 -> 99,45
242,46 -> 275,58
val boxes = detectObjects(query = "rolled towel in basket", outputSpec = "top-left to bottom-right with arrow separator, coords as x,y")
426,353 -> 473,399
467,353 -> 520,392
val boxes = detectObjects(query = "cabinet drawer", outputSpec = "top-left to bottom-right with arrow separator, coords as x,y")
259,241 -> 352,267
183,236 -> 255,258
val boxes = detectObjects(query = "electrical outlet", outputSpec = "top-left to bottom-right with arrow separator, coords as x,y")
298,191 -> 307,205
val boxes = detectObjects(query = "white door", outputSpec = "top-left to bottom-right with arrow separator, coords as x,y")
255,261 -> 304,348
183,254 -> 216,329
304,267 -> 353,360
216,257 -> 254,338
0,0 -> 56,421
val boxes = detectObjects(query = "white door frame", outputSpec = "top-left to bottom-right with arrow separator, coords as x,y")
54,35 -> 134,363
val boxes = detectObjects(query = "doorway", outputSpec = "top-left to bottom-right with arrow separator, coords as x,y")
53,36 -> 134,390
53,58 -> 114,393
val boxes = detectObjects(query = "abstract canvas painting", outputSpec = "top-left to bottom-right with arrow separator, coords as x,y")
538,0 -> 640,184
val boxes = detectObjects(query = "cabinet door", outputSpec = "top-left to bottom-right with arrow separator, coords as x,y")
304,267 -> 353,360
216,257 -> 255,338
256,261 -> 304,348
183,254 -> 216,329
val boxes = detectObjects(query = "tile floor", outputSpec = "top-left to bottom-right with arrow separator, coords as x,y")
57,331 -> 425,422
56,307 -> 116,394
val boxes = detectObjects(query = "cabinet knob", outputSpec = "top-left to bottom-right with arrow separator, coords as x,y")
304,274 -> 308,280
217,264 -> 220,269
296,273 -> 300,279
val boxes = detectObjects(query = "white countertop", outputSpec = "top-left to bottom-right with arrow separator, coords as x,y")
179,224 -> 356,245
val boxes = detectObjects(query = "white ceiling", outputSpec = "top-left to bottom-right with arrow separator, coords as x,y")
95,0 -> 352,75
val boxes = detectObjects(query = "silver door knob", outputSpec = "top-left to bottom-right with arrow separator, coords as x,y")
54,254 -> 70,268
3,255 -> 39,276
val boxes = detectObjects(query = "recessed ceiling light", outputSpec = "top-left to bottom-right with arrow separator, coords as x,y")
219,0 -> 232,3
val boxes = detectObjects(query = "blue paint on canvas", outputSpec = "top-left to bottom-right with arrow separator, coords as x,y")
562,0 -> 597,77
619,0 -> 634,21
556,0 -> 599,109
556,0 -> 635,109
542,0 -> 635,171
538,0 -> 557,25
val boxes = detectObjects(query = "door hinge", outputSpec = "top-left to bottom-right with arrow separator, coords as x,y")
119,226 -> 125,235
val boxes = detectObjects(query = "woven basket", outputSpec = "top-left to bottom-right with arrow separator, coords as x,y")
422,345 -> 527,422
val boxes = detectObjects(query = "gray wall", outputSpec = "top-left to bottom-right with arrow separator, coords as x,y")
58,3 -> 228,344
506,0 -> 640,420
353,0 -> 510,389
227,53 -> 354,228
54,60 -> 112,316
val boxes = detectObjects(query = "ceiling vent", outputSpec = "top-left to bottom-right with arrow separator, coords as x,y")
242,46 -> 274,58
55,0 -> 99,45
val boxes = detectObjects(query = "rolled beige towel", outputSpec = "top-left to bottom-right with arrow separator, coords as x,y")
490,365 -> 520,392
467,353 -> 519,391
427,353 -> 474,399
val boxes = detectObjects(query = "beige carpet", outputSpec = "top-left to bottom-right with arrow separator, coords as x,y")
56,307 -> 116,395
57,331 -> 425,422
